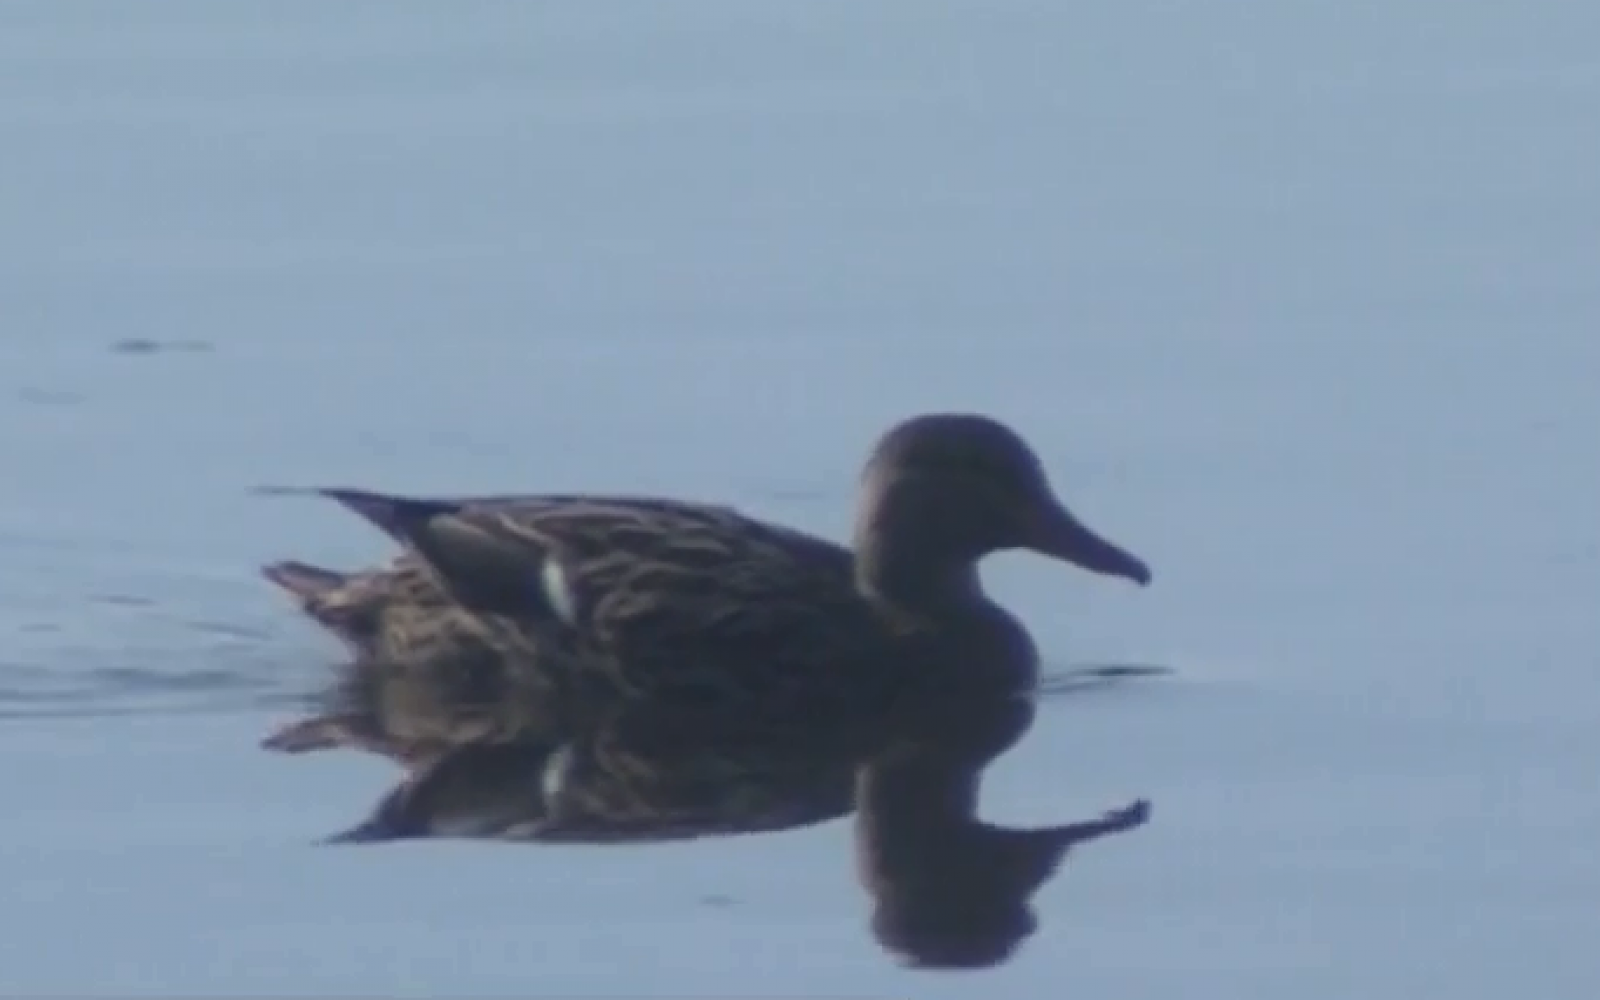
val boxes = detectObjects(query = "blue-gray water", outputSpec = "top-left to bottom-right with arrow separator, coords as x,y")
2,2 -> 1597,996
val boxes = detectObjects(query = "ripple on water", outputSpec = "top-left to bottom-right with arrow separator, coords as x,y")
0,585 -> 332,720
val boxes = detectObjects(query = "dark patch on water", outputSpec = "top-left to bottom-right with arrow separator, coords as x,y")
179,619 -> 278,640
89,593 -> 159,608
109,338 -> 215,356
15,387 -> 85,406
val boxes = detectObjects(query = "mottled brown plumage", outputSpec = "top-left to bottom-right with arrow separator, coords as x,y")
262,413 -> 1152,752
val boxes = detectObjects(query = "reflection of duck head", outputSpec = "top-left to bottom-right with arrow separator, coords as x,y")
856,694 -> 1151,970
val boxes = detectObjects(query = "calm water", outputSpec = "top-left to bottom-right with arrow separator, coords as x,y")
2,1 -> 1597,996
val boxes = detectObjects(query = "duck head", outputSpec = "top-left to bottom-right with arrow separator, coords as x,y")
852,414 -> 1151,605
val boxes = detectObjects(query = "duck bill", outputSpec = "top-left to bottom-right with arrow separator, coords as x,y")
1029,506 -> 1151,586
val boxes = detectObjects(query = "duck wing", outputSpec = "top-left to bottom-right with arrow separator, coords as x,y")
310,489 -> 883,708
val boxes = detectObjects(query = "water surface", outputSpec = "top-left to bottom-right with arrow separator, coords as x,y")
1,1 -> 1597,996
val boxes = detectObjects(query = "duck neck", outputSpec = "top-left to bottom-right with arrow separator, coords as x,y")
852,476 -> 1040,692
851,470 -> 1002,614
855,536 -> 986,614
859,753 -> 981,830
854,524 -> 1039,689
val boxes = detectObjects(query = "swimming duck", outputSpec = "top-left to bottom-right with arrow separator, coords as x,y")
263,413 -> 1151,739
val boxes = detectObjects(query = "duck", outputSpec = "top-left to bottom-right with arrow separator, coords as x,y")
262,413 -> 1152,746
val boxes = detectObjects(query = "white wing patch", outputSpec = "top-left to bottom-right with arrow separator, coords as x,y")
540,743 -> 575,805
538,556 -> 579,626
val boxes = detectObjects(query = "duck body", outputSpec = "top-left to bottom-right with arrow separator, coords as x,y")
264,414 -> 1152,750
269,492 -> 932,734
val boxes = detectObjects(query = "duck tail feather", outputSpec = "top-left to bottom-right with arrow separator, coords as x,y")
261,560 -> 348,600
261,715 -> 362,754
253,485 -> 459,544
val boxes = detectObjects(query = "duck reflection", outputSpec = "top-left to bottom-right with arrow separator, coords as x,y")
266,656 -> 1150,968
319,699 -> 863,844
265,657 -> 863,841
856,692 -> 1149,969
